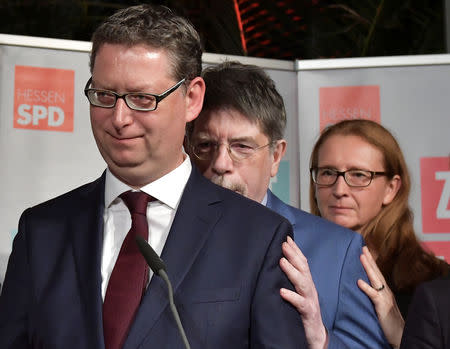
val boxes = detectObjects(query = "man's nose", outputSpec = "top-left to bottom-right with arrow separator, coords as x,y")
111,98 -> 133,130
211,144 -> 234,175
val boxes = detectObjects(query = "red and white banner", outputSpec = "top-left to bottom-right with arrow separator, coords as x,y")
14,65 -> 74,132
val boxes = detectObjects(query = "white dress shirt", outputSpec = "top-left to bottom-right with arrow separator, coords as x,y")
100,156 -> 192,300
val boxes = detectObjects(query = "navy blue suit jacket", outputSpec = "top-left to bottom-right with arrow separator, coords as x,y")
266,190 -> 389,348
0,169 -> 307,348
400,275 -> 450,349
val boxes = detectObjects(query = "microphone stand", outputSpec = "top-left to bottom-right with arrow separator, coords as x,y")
136,236 -> 191,349
158,269 -> 191,349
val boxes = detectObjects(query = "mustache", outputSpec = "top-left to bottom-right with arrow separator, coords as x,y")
209,175 -> 247,197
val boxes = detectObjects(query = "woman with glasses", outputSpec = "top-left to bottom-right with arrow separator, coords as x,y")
286,119 -> 448,348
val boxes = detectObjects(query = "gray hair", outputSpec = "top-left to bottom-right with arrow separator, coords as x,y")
187,61 -> 286,144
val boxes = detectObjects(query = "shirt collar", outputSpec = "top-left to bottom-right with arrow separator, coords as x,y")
261,191 -> 268,206
105,155 -> 192,209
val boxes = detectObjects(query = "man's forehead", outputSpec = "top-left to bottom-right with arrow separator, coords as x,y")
195,109 -> 265,137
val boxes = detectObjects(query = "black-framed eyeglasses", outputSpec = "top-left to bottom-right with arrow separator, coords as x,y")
310,167 -> 387,187
191,141 -> 273,162
84,77 -> 185,111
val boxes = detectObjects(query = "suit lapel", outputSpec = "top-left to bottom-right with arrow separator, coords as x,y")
124,168 -> 223,348
70,173 -> 106,348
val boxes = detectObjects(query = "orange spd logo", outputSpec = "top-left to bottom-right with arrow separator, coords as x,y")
421,157 -> 450,233
319,85 -> 380,131
14,65 -> 74,132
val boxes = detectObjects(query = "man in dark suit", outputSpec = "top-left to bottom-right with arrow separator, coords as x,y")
186,61 -> 390,348
400,275 -> 450,349
0,5 -> 307,349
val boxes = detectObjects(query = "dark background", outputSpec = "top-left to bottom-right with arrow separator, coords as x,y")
0,0 -> 447,60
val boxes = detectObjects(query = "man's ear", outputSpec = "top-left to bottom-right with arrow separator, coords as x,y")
270,139 -> 287,177
185,76 -> 205,123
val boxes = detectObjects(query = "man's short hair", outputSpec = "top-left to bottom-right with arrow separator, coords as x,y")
188,61 -> 286,144
90,4 -> 203,83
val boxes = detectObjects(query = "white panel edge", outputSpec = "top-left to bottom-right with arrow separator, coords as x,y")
0,34 -> 295,71
0,34 -> 91,52
295,54 -> 450,70
202,52 -> 295,70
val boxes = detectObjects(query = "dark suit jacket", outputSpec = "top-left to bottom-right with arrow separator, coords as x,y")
400,275 -> 450,349
0,168 -> 307,348
266,190 -> 389,349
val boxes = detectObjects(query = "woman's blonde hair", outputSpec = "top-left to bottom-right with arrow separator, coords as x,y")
309,119 -> 448,291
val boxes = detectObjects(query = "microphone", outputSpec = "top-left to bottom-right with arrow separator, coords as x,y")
135,236 -> 191,349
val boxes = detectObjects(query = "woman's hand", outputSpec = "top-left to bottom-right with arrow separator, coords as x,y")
280,236 -> 328,349
357,246 -> 405,349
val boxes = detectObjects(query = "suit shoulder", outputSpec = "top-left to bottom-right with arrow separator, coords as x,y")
278,200 -> 360,243
196,178 -> 291,229
23,176 -> 104,216
226,187 -> 289,225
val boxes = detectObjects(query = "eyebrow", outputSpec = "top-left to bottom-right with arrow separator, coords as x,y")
317,165 -> 374,171
91,79 -> 156,94
194,134 -> 259,144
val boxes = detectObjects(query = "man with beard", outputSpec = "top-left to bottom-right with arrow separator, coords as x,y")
186,61 -> 390,349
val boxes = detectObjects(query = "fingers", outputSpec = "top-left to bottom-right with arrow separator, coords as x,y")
280,257 -> 308,294
280,238 -> 314,297
359,248 -> 398,322
280,286 -> 320,320
280,287 -> 306,314
360,246 -> 387,289
282,236 -> 310,274
280,239 -> 328,348
281,283 -> 328,349
286,235 -> 303,255
358,277 -> 405,348
357,278 -> 378,301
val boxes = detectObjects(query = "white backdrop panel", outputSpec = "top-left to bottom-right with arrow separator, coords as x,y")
0,44 -> 105,282
298,60 -> 450,258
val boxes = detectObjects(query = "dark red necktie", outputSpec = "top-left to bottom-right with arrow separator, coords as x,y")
103,190 -> 152,349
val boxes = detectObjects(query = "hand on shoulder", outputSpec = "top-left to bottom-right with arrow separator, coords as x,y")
358,246 -> 404,348
279,236 -> 328,349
